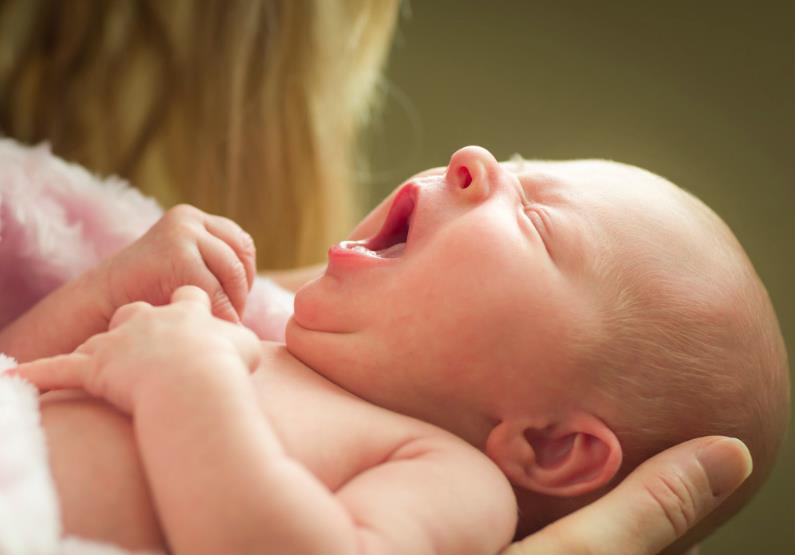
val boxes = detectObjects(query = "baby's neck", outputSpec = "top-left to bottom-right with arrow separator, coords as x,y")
264,340 -> 493,451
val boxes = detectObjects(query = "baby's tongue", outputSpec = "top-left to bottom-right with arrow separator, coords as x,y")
377,241 -> 406,258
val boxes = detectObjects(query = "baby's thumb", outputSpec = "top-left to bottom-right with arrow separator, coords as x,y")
503,436 -> 752,555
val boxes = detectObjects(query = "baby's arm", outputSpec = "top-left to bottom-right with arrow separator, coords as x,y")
333,434 -> 518,554
15,287 -> 516,555
0,205 -> 254,362
138,378 -> 516,554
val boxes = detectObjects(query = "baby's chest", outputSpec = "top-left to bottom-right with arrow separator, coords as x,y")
250,360 -> 415,491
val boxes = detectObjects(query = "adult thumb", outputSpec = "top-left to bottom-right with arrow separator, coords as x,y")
502,436 -> 752,555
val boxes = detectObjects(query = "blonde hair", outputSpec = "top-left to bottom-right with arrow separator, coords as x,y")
0,0 -> 399,268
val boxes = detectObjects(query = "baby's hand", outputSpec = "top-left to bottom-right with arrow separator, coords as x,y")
12,286 -> 263,413
99,205 -> 256,324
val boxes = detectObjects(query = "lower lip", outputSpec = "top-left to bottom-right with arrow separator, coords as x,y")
326,243 -> 395,274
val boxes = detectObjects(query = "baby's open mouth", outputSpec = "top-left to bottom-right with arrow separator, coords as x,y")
339,184 -> 416,259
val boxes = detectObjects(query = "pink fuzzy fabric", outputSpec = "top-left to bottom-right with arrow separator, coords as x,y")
0,139 -> 293,341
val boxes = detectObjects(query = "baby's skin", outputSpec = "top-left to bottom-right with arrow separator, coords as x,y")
30,287 -> 514,554
6,201 -> 517,553
7,146 -> 782,553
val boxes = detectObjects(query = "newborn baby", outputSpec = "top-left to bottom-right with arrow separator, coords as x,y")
4,146 -> 789,554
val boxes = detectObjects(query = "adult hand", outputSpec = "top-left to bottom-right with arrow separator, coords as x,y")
101,204 -> 257,325
502,436 -> 752,555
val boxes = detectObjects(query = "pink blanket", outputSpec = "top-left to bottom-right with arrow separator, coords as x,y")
0,138 -> 295,554
0,138 -> 294,342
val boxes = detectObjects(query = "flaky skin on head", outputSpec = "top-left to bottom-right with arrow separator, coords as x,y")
583,170 -> 789,551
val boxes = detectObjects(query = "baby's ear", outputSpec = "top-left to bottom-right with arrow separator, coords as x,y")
485,412 -> 622,497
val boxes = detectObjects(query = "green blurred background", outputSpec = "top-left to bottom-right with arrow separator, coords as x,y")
364,2 -> 794,552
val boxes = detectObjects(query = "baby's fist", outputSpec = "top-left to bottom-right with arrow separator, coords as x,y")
13,286 -> 264,414
101,205 -> 256,324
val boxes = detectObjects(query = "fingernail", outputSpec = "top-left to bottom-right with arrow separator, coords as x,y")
696,437 -> 753,497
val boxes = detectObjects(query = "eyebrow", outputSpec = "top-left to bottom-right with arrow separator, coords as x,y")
516,169 -> 569,205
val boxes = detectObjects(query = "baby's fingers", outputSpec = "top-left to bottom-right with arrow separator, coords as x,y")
172,286 -> 263,372
10,353 -> 93,392
171,285 -> 212,307
109,301 -> 153,330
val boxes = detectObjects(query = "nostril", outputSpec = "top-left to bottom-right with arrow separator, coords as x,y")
458,166 -> 473,189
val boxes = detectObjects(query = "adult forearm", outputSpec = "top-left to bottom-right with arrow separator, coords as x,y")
134,369 -> 360,555
0,266 -> 111,361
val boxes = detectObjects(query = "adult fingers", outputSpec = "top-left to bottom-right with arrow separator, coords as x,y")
197,233 -> 248,323
9,353 -> 93,392
504,436 -> 752,555
204,215 -> 257,290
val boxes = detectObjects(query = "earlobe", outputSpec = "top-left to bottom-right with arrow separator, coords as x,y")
485,413 -> 622,497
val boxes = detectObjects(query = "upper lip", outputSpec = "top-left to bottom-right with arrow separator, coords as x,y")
362,182 -> 418,253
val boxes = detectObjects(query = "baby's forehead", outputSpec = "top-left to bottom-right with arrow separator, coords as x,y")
503,158 -> 666,194
515,160 -> 720,265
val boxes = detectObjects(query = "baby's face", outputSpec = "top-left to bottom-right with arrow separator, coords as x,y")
287,146 -> 707,439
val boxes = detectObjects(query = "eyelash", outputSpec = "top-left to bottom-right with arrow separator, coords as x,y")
525,207 -> 543,230
516,186 -> 532,207
521,198 -> 552,252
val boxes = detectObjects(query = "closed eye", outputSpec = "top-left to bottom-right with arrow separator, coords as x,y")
524,204 -> 552,259
513,182 -> 553,258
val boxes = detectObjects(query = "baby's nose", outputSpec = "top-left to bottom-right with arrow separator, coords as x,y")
445,146 -> 500,200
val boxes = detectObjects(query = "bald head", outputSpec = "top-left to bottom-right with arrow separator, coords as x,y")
504,159 -> 788,480
579,165 -> 789,544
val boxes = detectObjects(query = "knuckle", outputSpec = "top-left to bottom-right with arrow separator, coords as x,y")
239,229 -> 256,258
168,203 -> 201,220
643,471 -> 699,537
162,205 -> 202,235
211,216 -> 256,264
112,301 -> 149,321
229,256 -> 248,287
170,251 -> 204,291
84,360 -> 101,396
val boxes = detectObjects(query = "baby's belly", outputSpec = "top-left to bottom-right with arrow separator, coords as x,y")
39,390 -> 167,551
